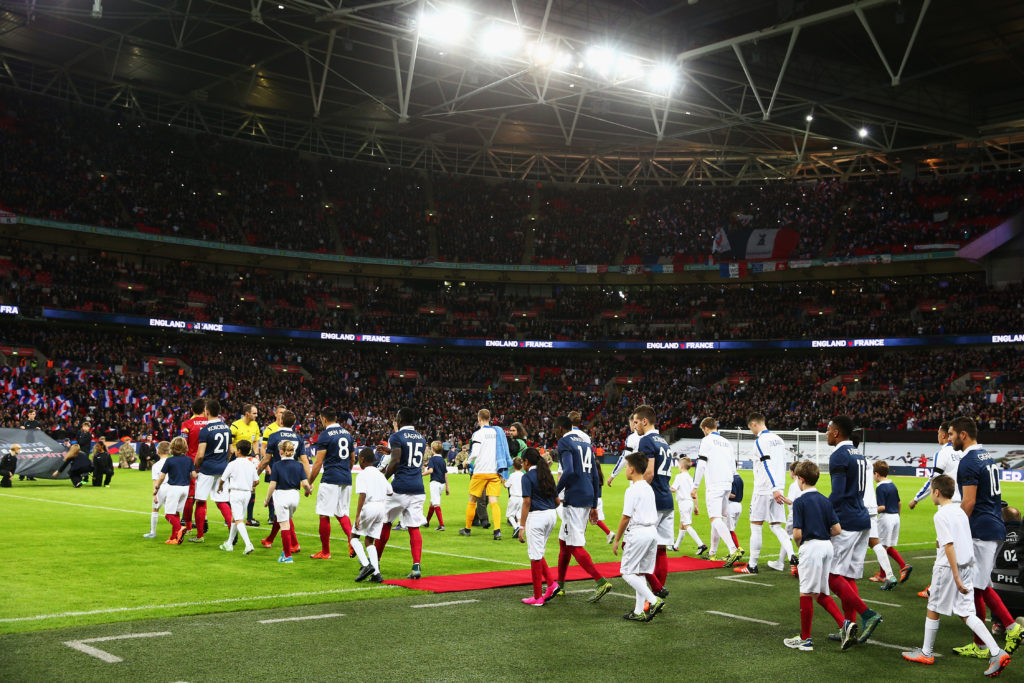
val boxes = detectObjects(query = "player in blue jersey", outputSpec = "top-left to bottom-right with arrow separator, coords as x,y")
948,416 -> 1023,658
308,407 -> 356,560
635,404 -> 673,597
552,415 -> 613,603
263,441 -> 311,563
380,407 -> 429,579
425,441 -> 450,531
825,416 -> 884,646
154,437 -> 194,544
259,410 -> 301,550
191,399 -> 233,544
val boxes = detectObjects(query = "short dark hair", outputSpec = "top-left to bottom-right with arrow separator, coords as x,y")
634,405 -> 656,424
949,416 -> 977,440
933,474 -> 956,500
794,460 -> 819,486
831,416 -> 855,439
746,412 -> 766,425
205,399 -> 221,417
873,461 -> 889,477
191,398 -> 207,415
320,406 -> 337,422
281,409 -> 296,428
397,407 -> 417,426
788,461 -> 798,472
700,416 -> 717,430
553,415 -> 572,433
358,447 -> 376,465
625,452 -> 648,474
513,456 -> 523,471
235,440 -> 251,457
242,403 -> 256,414
939,421 -> 951,435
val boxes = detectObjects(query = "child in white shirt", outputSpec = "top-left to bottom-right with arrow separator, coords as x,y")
670,457 -> 707,556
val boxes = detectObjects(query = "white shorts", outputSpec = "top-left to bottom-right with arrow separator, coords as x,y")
706,488 -> 730,519
525,508 -> 557,560
595,497 -> 605,522
877,514 -> 900,547
868,513 -> 879,538
385,492 -> 427,528
799,539 -> 835,595
655,509 -> 675,546
749,493 -> 785,524
559,505 -> 590,546
506,496 -> 523,524
830,528 -> 870,579
356,501 -> 387,540
929,563 -> 976,617
195,473 -> 222,500
228,490 -> 251,520
211,482 -> 229,504
677,499 -> 694,526
272,489 -> 300,523
973,539 -> 998,590
429,480 -> 445,506
153,484 -> 168,511
316,482 -> 352,518
163,485 -> 188,515
621,527 -> 658,575
727,502 -> 742,531
555,503 -> 563,520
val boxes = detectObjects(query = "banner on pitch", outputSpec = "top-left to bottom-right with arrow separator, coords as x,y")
0,428 -> 71,478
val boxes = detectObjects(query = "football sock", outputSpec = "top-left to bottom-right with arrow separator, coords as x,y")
846,577 -> 867,613
711,519 -> 735,553
375,523 -> 392,559
981,586 -> 1014,628
974,590 -> 987,645
675,529 -> 686,549
557,540 -> 571,584
434,506 -> 445,527
166,514 -> 181,538
426,506 -> 434,524
686,526 -> 704,547
873,543 -> 895,580
541,559 -> 555,585
409,527 -> 423,563
770,524 -> 794,560
266,521 -> 280,543
227,524 -> 237,546
654,546 -> 668,584
216,501 -> 233,524
800,595 -> 814,640
338,516 -> 353,552
730,531 -> 740,548
236,523 -> 252,549
645,573 -> 663,593
149,512 -> 159,535
246,493 -> 255,521
194,501 -> 207,538
352,536 -> 369,567
709,525 -> 720,556
282,527 -> 293,557
816,593 -> 845,627
183,494 -> 195,528
886,546 -> 906,569
531,560 -> 544,599
778,545 -> 788,564
922,616 -> 940,657
595,520 -> 611,535
571,547 -> 603,582
623,573 -> 656,614
267,499 -> 276,524
828,575 -> 867,619
748,524 -> 763,567
465,501 -> 477,530
966,615 -> 1000,653
319,516 -> 332,554
488,502 -> 502,529
367,543 -> 380,573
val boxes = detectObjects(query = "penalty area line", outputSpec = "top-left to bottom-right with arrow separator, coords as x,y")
64,631 -> 171,663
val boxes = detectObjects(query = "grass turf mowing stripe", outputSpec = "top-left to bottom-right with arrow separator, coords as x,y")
0,587 -> 388,623
257,613 -> 345,624
410,600 -> 479,608
706,610 -> 780,626
63,632 -> 172,663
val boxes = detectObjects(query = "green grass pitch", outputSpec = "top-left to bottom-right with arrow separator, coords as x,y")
1,468 -> 1021,681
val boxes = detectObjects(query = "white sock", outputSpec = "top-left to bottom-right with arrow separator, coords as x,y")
236,523 -> 252,549
873,543 -> 895,580
367,543 -> 380,573
352,537 -> 370,567
748,524 -> 763,567
965,615 -> 1000,654
771,524 -> 794,560
922,616 -> 940,656
711,518 -> 735,553
675,529 -> 686,549
227,524 -> 237,546
150,512 -> 159,535
622,573 -> 656,613
709,525 -> 720,555
686,526 -> 704,547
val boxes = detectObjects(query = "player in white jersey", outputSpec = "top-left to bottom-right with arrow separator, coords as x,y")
505,457 -> 525,538
770,461 -> 803,573
908,422 -> 961,597
607,415 -> 640,486
735,414 -> 793,575
671,457 -> 707,555
691,417 -> 744,567
143,441 -> 171,538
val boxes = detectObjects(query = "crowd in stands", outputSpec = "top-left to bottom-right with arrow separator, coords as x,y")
3,324 -> 1022,453
3,92 -> 1023,266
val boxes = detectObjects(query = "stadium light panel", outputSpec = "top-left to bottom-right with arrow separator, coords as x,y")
418,6 -> 471,44
858,126 -> 869,138
614,56 -> 643,81
647,64 -> 678,93
585,46 -> 615,78
479,22 -> 523,57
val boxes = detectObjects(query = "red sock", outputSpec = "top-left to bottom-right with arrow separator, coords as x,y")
800,595 -> 814,640
655,546 -> 668,585
282,527 -> 293,557
982,587 -> 1014,628
595,520 -> 611,534
409,527 -> 423,563
195,501 -> 207,538
531,560 -> 544,599
886,546 -> 906,570
375,523 -> 392,559
216,501 -> 232,524
645,573 -> 664,593
426,506 -> 434,524
183,488 -> 195,528
730,531 -> 740,547
319,516 -> 331,554
975,590 -> 987,645
434,506 -> 445,527
844,576 -> 867,614
557,540 -> 571,584
166,514 -> 181,539
265,521 -> 280,544
829,574 -> 867,619
817,593 -> 846,627
570,547 -> 603,582
541,559 -> 555,585
338,516 -> 353,553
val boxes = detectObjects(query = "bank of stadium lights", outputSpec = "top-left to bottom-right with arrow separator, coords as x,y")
479,22 -> 524,57
417,5 -> 471,44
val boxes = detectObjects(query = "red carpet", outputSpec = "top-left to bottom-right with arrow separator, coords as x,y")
384,555 -> 725,593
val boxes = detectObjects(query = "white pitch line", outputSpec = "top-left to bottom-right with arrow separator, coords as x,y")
0,587 -> 389,623
706,611 -> 780,626
63,631 -> 171,663
411,600 -> 479,609
716,575 -> 773,587
0,494 -> 148,516
567,589 -> 634,599
258,612 -> 345,624
862,599 -> 901,608
865,639 -> 942,656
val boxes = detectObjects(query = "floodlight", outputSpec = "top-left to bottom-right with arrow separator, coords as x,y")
648,64 -> 678,93
479,22 -> 523,57
614,56 -> 643,81
805,114 -> 813,122
858,126 -> 869,138
418,6 -> 471,44
585,46 -> 615,78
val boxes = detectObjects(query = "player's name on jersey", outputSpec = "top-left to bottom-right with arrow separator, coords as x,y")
149,318 -> 224,332
811,338 -> 885,348
0,305 -> 19,315
992,334 -> 1024,344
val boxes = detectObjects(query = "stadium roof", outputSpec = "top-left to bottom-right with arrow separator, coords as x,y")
2,0 -> 1024,184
